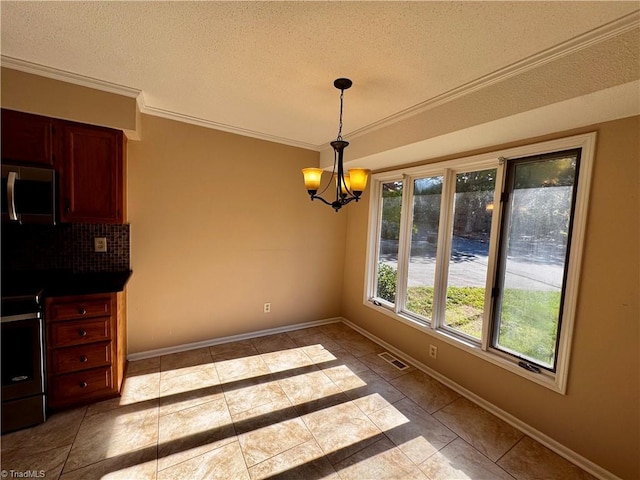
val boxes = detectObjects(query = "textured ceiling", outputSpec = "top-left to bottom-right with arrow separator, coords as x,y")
1,1 -> 638,149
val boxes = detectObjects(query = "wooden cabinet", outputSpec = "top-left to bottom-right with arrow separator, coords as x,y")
46,292 -> 127,410
0,108 -> 126,224
1,109 -> 55,167
58,121 -> 125,224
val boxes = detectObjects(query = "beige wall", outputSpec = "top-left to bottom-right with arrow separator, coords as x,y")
341,116 -> 640,479
127,114 -> 346,352
1,68 -> 139,135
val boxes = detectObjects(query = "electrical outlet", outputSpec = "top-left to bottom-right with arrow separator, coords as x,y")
263,302 -> 271,313
429,344 -> 438,359
94,237 -> 107,253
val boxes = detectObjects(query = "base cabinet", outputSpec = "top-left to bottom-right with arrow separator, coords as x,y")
45,292 -> 126,410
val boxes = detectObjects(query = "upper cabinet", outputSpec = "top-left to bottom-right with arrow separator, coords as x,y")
58,121 -> 125,224
1,109 -> 55,167
1,109 -> 126,224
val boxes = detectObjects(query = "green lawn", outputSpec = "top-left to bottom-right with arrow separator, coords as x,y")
405,285 -> 560,366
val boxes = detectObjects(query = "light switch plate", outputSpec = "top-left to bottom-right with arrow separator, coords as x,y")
94,237 -> 107,253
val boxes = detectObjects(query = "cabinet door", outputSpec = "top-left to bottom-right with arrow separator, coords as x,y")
59,122 -> 124,223
1,109 -> 54,166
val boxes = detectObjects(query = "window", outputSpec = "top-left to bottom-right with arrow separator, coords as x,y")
375,181 -> 403,307
443,169 -> 496,341
365,134 -> 595,392
405,174 -> 443,321
492,151 -> 580,371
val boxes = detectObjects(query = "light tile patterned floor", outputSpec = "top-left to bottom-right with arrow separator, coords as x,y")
1,322 -> 597,479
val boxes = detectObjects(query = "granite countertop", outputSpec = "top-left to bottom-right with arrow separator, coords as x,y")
44,270 -> 133,296
2,270 -> 133,298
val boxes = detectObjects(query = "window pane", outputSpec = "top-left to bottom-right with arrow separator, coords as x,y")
444,169 -> 496,339
493,154 -> 578,369
376,181 -> 403,305
405,176 -> 443,320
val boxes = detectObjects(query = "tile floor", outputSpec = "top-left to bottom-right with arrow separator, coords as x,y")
1,322 -> 597,479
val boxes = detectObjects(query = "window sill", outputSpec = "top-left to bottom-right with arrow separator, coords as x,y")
364,299 -> 566,394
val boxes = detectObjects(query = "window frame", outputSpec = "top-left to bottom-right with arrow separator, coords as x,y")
363,133 -> 596,393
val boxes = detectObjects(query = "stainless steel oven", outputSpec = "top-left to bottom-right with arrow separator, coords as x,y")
1,290 -> 47,434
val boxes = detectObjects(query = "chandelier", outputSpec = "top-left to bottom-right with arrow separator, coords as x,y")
302,78 -> 370,212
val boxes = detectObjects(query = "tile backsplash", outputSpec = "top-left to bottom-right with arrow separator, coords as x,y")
2,223 -> 130,273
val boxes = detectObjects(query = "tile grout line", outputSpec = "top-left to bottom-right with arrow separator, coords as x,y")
56,406 -> 89,478
493,434 -> 527,478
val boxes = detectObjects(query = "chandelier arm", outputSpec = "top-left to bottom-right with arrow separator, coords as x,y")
308,195 -> 334,207
336,146 -> 344,200
314,149 -> 340,198
334,140 -> 357,200
311,191 -> 359,207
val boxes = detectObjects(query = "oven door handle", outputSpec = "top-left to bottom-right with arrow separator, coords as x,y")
7,170 -> 19,221
1,312 -> 41,323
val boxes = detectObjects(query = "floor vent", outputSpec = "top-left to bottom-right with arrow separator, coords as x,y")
378,352 -> 410,370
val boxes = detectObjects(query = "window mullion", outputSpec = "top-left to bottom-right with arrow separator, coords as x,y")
394,174 -> 414,315
432,169 -> 456,329
481,159 -> 507,351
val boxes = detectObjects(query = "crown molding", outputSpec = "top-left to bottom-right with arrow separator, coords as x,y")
135,95 -> 320,151
343,9 -> 640,144
1,55 -> 141,98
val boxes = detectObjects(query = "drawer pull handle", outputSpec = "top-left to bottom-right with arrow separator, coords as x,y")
79,381 -> 88,388
78,308 -> 87,315
79,329 -> 88,337
80,355 -> 88,363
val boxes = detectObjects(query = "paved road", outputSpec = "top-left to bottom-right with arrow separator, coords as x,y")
380,238 -> 564,291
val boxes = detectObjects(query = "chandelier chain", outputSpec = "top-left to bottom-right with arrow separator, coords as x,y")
336,89 -> 344,141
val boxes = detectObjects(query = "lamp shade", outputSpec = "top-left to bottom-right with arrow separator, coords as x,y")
302,168 -> 323,191
348,168 -> 370,193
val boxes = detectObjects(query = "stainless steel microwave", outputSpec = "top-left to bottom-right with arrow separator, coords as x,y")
1,164 -> 56,224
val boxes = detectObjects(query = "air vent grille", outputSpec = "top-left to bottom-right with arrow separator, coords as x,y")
378,352 -> 410,370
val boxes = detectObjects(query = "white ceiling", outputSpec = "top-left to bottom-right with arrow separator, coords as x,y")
1,1 -> 638,150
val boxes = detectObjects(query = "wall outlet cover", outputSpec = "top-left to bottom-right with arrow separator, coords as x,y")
94,237 -> 107,253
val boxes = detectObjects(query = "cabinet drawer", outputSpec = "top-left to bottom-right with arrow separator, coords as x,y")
49,297 -> 111,322
50,318 -> 111,348
50,367 -> 114,404
52,341 -> 112,375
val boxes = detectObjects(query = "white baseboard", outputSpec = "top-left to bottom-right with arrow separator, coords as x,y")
340,317 -> 621,480
126,317 -> 342,361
